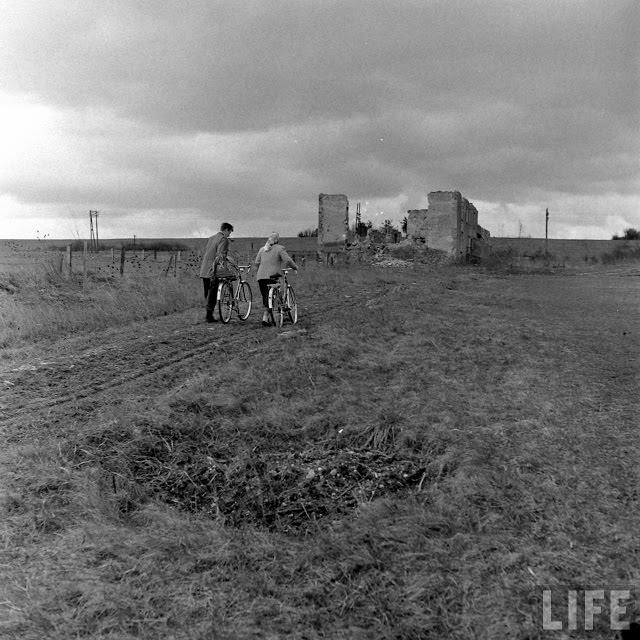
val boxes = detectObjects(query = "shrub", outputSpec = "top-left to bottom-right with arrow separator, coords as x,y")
601,244 -> 640,264
612,228 -> 640,240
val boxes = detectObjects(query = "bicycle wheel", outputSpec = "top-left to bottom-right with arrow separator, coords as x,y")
285,286 -> 298,324
237,282 -> 252,321
218,280 -> 233,323
276,292 -> 285,327
267,287 -> 282,327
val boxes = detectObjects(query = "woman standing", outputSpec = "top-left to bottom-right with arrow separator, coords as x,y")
254,232 -> 298,326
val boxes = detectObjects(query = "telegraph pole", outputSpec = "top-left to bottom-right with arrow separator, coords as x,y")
89,210 -> 99,251
545,208 -> 549,258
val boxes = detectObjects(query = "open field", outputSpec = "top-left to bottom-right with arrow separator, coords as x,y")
0,237 -> 319,266
1,253 -> 639,638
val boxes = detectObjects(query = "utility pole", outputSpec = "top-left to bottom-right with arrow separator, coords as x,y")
545,208 -> 549,258
89,210 -> 99,251
89,211 -> 95,249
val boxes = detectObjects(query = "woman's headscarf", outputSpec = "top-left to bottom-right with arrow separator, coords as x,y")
263,232 -> 280,252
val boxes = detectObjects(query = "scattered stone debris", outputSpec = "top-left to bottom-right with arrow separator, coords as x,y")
340,239 -> 450,268
372,257 -> 413,268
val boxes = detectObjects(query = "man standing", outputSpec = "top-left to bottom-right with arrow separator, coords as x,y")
199,222 -> 234,322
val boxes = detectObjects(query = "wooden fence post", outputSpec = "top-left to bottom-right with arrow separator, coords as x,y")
164,254 -> 174,277
111,248 -> 115,263
174,251 -> 178,277
66,245 -> 72,277
120,247 -> 126,276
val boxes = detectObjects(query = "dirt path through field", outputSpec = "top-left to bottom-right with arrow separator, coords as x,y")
0,271 -> 391,444
0,274 -> 388,537
2,313 -> 228,422
1,310 -> 309,431
2,264 -> 638,434
0,305 -> 318,511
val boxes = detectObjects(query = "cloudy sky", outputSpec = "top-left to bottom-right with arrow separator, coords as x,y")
0,0 -> 638,239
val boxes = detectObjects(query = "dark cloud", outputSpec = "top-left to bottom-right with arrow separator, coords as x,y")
0,0 -> 638,238
4,1 -> 637,131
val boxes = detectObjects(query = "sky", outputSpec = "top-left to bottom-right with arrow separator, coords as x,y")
0,0 -> 638,240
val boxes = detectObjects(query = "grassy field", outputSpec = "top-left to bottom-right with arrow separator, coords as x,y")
0,250 -> 639,639
0,237 -> 318,347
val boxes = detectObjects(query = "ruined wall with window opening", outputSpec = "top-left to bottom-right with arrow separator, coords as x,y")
408,191 -> 490,261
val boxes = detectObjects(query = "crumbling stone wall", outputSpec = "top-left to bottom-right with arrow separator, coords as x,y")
425,191 -> 461,255
406,209 -> 429,241
425,191 -> 490,260
471,224 -> 492,260
318,194 -> 349,252
459,198 -> 479,258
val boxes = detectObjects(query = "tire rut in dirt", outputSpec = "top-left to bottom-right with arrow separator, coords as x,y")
1,294 -> 361,425
1,323 -> 257,423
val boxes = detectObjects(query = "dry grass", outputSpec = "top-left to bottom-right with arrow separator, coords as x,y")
0,252 -> 202,347
1,259 -> 639,638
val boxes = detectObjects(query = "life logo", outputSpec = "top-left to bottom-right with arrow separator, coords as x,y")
542,588 -> 640,635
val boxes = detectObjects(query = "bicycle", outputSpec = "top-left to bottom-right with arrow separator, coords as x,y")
267,269 -> 298,327
217,265 -> 253,323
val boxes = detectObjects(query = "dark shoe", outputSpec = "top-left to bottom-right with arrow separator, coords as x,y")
206,315 -> 218,323
262,320 -> 270,327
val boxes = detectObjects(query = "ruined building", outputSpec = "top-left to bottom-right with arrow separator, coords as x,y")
407,191 -> 490,261
318,190 -> 491,262
318,193 -> 349,252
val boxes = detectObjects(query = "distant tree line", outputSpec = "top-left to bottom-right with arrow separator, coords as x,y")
612,228 -> 639,240
297,228 -> 318,238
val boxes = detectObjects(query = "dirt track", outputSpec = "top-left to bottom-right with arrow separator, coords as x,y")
0,279 -> 400,531
1,310 -> 305,434
0,276 -> 383,442
2,263 -> 638,436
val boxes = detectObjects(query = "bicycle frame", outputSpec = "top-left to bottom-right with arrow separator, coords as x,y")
217,265 -> 252,322
267,269 -> 297,327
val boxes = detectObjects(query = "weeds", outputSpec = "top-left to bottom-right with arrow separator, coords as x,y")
69,415 -> 429,534
601,243 -> 640,264
1,261 -> 639,638
0,263 -> 201,347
